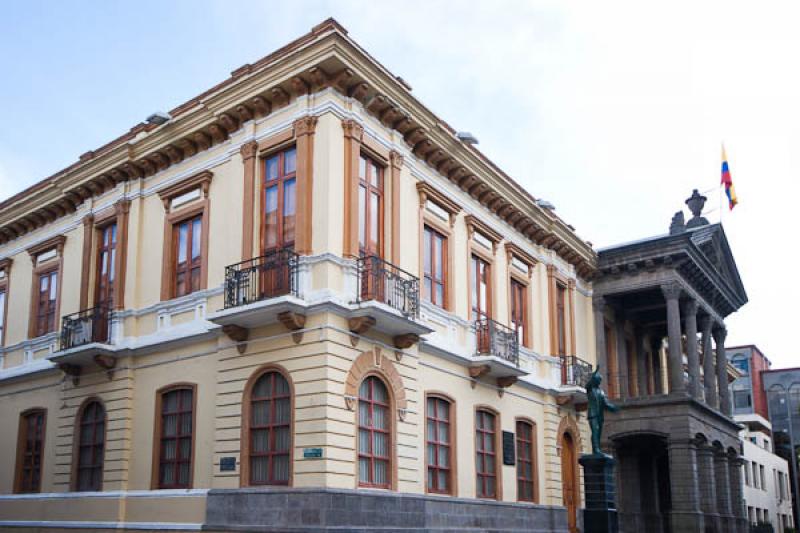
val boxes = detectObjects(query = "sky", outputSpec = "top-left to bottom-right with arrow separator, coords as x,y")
1,1 -> 798,366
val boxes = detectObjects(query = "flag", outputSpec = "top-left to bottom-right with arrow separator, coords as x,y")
721,145 -> 738,210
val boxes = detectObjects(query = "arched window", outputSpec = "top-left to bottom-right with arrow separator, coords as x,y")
516,419 -> 536,502
246,370 -> 291,485
155,385 -> 195,489
75,400 -> 105,491
475,409 -> 498,499
358,376 -> 391,488
426,395 -> 453,494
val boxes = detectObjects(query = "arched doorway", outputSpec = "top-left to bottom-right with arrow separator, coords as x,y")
561,431 -> 579,533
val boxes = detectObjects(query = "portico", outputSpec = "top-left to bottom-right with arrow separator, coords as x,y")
591,190 -> 748,533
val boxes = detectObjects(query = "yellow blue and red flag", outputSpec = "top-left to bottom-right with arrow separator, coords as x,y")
721,145 -> 738,210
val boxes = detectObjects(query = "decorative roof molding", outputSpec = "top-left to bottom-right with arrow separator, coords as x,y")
0,18 -> 596,278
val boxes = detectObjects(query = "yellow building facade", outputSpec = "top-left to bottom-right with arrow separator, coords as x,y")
0,19 -> 597,533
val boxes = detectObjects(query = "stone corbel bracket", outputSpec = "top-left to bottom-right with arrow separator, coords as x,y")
222,324 -> 249,354
392,333 -> 420,361
469,364 -> 491,389
59,363 -> 82,386
496,376 -> 518,397
348,316 -> 375,347
278,311 -> 306,344
93,354 -> 117,381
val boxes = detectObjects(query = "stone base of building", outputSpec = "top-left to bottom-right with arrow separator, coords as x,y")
204,487 -> 569,532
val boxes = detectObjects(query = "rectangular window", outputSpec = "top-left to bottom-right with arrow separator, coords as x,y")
172,215 -> 203,298
470,255 -> 491,320
760,465 -> 765,491
423,226 -> 447,308
734,390 -> 752,409
475,409 -> 497,499
0,289 -> 6,346
157,387 -> 194,489
358,154 -> 383,258
262,147 -> 297,252
35,269 -> 58,336
556,283 -> 567,356
426,396 -> 452,494
510,279 -> 527,346
516,420 -> 535,502
15,410 -> 46,493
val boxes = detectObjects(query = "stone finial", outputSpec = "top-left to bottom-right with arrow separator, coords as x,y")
685,189 -> 709,229
669,211 -> 685,235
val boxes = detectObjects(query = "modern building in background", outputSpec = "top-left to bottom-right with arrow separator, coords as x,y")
728,345 -> 771,419
0,18 -> 753,533
764,367 -> 800,530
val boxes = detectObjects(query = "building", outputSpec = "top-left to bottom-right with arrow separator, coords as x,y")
726,345 -> 795,531
0,19 -> 602,533
727,345 -> 771,419
592,191 -> 750,533
763,367 -> 800,530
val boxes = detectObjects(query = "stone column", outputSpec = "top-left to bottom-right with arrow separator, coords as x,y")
661,282 -> 686,394
700,316 -> 718,408
714,326 -> 731,416
682,300 -> 701,400
593,297 -> 609,388
636,329 -> 648,397
696,442 -> 720,531
714,448 -> 733,530
668,439 -> 704,532
615,313 -> 629,399
651,336 -> 663,395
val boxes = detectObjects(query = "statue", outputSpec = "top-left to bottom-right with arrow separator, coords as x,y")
586,367 -> 619,456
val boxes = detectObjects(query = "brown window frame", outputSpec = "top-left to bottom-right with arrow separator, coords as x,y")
547,266 -> 576,358
422,225 -> 448,308
475,407 -> 500,500
358,153 -> 385,259
14,408 -> 46,493
152,383 -> 197,489
510,278 -> 528,348
470,254 -> 492,321
159,171 -> 212,301
260,145 -> 298,254
171,213 -> 204,298
94,222 -> 117,309
26,236 -> 65,340
72,399 -> 106,492
33,267 -> 60,338
241,366 -> 293,487
425,394 -> 454,495
357,375 -> 392,489
516,418 -> 538,503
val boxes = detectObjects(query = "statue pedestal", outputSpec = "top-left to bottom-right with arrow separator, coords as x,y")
578,454 -> 618,533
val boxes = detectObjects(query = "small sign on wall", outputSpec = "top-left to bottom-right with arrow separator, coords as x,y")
220,457 -> 237,472
303,447 -> 324,459
502,431 -> 516,466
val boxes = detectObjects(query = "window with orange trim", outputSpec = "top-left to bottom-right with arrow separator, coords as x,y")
34,269 -> 58,336
358,376 -> 391,488
75,401 -> 105,491
426,395 -> 452,494
172,215 -> 203,298
475,409 -> 497,499
358,154 -> 383,258
516,420 -> 535,502
262,147 -> 297,253
157,387 -> 194,489
556,283 -> 567,356
15,409 -> 46,493
248,371 -> 291,485
510,278 -> 527,345
423,226 -> 447,308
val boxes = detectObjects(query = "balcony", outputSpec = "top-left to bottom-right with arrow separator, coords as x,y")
356,255 -> 419,318
60,306 -> 112,350
469,317 -> 526,381
224,248 -> 299,309
560,355 -> 593,387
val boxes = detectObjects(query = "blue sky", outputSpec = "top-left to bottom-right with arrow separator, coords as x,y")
1,1 -> 798,365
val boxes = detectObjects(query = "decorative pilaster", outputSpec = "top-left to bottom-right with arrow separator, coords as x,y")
700,316 -> 718,408
713,326 -> 731,416
696,442 -> 719,527
728,453 -> 747,525
661,282 -> 685,394
389,151 -> 403,266
713,448 -> 733,528
593,297 -> 609,389
293,116 -> 318,255
651,335 -> 663,395
342,119 -> 364,259
240,140 -> 258,261
682,300 -> 701,400
636,330 -> 647,397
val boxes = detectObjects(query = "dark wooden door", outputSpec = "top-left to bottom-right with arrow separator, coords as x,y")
561,432 -> 578,533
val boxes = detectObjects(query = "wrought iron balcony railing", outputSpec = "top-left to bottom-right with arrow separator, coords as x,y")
224,248 -> 299,309
560,355 -> 593,387
356,255 -> 420,318
60,305 -> 112,350
474,317 -> 519,366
